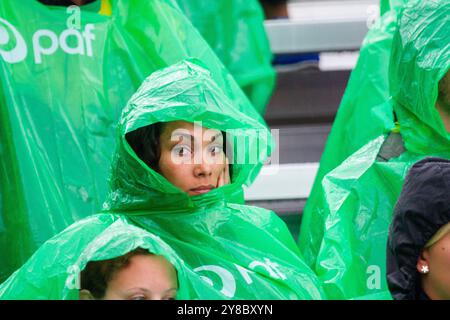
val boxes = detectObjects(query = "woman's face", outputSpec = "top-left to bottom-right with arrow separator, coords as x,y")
417,231 -> 450,300
158,121 -> 229,196
103,255 -> 178,300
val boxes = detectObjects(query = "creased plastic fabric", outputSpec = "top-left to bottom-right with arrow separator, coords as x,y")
0,0 -> 265,283
300,0 -> 450,299
0,60 -> 325,299
298,0 -> 407,269
175,0 -> 276,115
0,218 -> 200,299
380,0 -> 407,15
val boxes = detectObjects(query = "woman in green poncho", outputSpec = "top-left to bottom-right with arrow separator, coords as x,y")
0,59 -> 325,300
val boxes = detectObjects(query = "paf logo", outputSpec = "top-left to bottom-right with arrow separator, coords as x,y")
0,17 -> 96,64
0,18 -> 27,63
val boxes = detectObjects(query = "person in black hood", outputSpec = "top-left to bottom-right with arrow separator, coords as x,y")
387,157 -> 450,300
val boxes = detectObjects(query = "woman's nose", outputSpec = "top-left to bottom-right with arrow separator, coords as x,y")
193,162 -> 213,177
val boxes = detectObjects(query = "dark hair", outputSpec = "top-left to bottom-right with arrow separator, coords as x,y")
126,123 -> 164,172
80,248 -> 152,299
438,71 -> 450,108
126,122 -> 232,178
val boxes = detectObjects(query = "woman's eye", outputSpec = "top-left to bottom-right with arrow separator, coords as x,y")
131,295 -> 146,301
173,146 -> 191,157
209,145 -> 223,156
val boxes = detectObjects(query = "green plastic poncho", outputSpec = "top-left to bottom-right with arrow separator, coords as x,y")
0,60 -> 326,300
0,0 -> 265,283
298,0 -> 407,268
0,217 -> 202,299
380,0 -> 407,15
301,0 -> 450,299
175,0 -> 276,115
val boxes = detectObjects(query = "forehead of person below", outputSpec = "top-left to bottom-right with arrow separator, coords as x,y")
104,255 -> 178,300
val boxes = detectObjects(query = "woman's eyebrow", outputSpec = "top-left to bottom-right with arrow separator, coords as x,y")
170,132 -> 222,143
170,133 -> 193,144
126,287 -> 177,293
209,133 -> 223,142
126,287 -> 150,293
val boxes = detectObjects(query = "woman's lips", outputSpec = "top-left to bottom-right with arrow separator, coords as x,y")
189,186 -> 214,195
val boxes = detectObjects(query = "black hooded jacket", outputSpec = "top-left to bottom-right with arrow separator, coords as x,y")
387,157 -> 450,300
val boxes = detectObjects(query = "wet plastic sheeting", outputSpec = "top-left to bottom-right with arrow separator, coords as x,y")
0,60 -> 325,299
0,0 -> 265,283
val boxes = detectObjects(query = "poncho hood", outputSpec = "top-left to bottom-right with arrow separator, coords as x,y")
102,59 -> 274,212
390,0 -> 450,156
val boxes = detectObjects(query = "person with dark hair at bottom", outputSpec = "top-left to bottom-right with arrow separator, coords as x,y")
387,157 -> 450,300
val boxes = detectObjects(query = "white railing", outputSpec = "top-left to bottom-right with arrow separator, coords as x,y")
244,163 -> 319,201
264,0 -> 379,54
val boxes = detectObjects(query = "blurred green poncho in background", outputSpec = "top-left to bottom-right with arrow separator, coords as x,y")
300,0 -> 450,299
380,0 -> 407,15
175,0 -> 276,115
0,60 -> 325,299
298,0 -> 408,270
0,0 -> 267,283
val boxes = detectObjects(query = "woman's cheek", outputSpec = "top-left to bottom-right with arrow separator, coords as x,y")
214,163 -> 225,178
